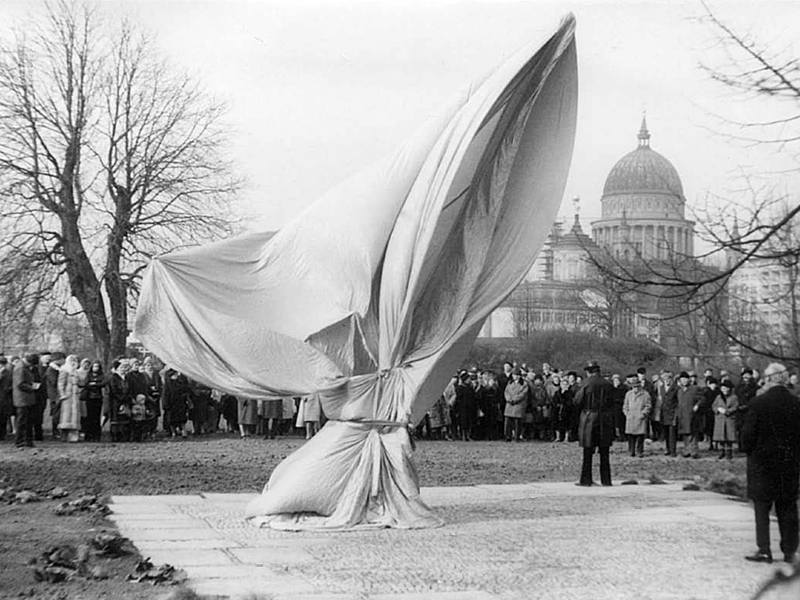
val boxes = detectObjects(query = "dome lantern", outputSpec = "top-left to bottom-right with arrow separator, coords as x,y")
637,115 -> 650,148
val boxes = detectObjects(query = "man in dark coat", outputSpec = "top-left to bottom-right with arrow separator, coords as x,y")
12,354 -> 38,448
573,361 -> 616,486
742,362 -> 800,564
455,371 -> 477,441
30,353 -> 46,440
659,370 -> 679,457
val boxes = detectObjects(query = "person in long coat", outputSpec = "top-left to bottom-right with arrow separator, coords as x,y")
712,379 -> 738,460
456,371 -> 478,441
12,354 -> 38,448
83,361 -> 107,442
675,372 -> 703,458
443,375 -> 459,441
741,363 -> 800,564
477,372 -> 500,440
162,369 -> 190,437
503,368 -> 527,442
237,396 -> 259,437
623,374 -> 652,457
551,376 -> 573,442
573,361 -> 616,486
108,359 -> 133,442
57,355 -> 82,442
659,371 -> 679,456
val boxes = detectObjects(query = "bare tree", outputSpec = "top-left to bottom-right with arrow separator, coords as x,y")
0,0 -> 242,361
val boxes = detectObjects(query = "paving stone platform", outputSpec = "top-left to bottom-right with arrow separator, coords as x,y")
109,481 -> 786,599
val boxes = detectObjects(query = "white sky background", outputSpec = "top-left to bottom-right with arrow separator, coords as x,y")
3,0 -> 799,235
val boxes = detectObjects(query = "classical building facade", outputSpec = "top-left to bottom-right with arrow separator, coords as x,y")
481,118 -> 705,350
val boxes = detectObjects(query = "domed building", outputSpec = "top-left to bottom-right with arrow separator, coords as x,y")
481,117 -> 709,349
592,117 -> 695,260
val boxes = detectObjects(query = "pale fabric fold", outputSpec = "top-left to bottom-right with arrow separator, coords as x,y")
134,14 -> 578,530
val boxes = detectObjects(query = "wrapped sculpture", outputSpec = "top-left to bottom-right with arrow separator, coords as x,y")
134,14 -> 578,530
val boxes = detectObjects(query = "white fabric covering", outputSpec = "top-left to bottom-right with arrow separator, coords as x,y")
134,15 -> 578,530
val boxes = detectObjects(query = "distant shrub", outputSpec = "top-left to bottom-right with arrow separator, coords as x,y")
465,331 -> 669,375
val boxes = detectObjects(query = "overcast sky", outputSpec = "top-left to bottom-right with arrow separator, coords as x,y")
3,0 -> 799,233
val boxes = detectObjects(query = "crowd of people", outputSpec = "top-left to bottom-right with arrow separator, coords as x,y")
3,349 -> 798,459
0,352 -> 323,448
417,360 -> 800,460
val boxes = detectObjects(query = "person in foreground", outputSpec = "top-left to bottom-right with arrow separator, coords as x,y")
742,362 -> 800,564
574,360 -> 616,486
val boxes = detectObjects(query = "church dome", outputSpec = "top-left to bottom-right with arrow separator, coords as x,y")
602,118 -> 683,198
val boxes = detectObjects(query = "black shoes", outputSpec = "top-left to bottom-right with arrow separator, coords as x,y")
575,481 -> 595,487
785,554 -> 797,564
744,551 -> 773,564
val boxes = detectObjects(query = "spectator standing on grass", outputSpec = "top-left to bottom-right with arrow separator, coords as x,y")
623,373 -> 651,457
551,376 -> 573,443
220,392 -> 239,432
142,357 -> 162,436
162,369 -> 190,438
428,389 -> 452,440
712,379 -> 738,460
702,377 -> 721,452
660,370 -> 679,457
529,374 -> 550,441
675,371 -> 703,459
12,354 -> 38,448
497,362 -> 513,432
456,371 -> 478,441
477,371 -> 499,440
573,360 -> 615,487
109,359 -> 132,442
83,361 -> 106,442
29,354 -> 46,441
610,373 -> 627,442
44,353 -> 63,440
443,374 -> 459,441
742,362 -> 800,564
57,355 -> 82,443
237,396 -> 258,438
0,356 -> 13,440
190,380 -> 212,435
503,367 -> 526,442
297,393 -> 321,440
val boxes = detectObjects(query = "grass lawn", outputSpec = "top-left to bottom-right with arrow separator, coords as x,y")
0,432 -> 746,598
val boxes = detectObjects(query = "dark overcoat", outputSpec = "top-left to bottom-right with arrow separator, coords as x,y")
573,374 -> 616,448
660,383 -> 679,426
12,362 -> 37,408
742,384 -> 800,502
675,385 -> 703,435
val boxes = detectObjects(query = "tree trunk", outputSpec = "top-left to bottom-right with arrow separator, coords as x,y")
60,212 -> 112,363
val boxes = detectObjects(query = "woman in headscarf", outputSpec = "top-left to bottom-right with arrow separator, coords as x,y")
57,355 -> 82,442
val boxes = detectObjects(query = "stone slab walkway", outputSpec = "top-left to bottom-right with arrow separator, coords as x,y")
109,481 -> 785,599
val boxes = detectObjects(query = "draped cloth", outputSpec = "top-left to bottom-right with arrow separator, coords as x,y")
134,15 -> 578,530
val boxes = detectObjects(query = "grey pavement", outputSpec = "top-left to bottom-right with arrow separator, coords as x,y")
108,481 -> 787,599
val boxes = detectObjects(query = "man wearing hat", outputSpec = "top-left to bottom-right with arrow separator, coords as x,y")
573,360 -> 616,486
741,362 -> 800,564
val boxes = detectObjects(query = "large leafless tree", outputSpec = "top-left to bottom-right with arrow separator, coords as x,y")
0,1 -> 242,360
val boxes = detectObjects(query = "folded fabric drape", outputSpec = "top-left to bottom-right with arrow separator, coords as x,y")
134,14 -> 578,530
